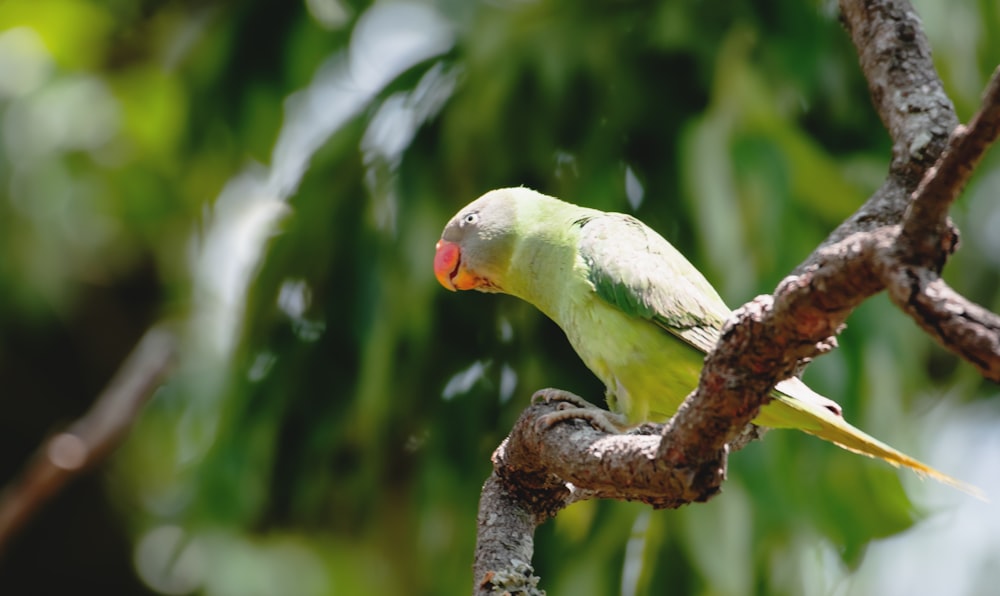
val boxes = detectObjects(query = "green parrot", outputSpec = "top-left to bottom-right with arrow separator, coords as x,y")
434,187 -> 973,491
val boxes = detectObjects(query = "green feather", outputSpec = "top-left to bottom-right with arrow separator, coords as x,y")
578,212 -> 726,353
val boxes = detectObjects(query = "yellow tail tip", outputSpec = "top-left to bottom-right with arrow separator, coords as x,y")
898,462 -> 987,502
829,437 -> 987,501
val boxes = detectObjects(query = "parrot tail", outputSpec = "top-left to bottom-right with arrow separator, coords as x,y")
768,379 -> 984,500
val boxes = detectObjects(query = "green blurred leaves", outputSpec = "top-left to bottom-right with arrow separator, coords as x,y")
1,0 -> 998,595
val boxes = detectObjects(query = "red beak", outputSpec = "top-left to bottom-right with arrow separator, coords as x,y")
434,239 -> 487,291
434,239 -> 461,291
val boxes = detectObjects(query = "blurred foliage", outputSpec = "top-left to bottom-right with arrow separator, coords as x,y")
0,0 -> 998,595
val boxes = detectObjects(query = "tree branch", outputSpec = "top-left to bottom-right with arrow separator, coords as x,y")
473,1 -> 1000,592
898,67 -> 1000,266
875,66 -> 1000,379
882,269 -> 1000,380
473,398 -> 765,596
838,0 -> 957,187
0,326 -> 177,558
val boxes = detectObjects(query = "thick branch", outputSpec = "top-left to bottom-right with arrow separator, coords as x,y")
882,269 -> 1000,381
474,398 -> 765,595
838,0 -> 957,187
658,228 -> 888,463
0,327 -> 177,557
473,473 -> 545,596
658,298 -> 799,464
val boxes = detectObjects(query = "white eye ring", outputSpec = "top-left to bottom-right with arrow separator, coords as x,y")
463,213 -> 478,225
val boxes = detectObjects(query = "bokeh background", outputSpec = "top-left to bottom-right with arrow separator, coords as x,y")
1,0 -> 999,594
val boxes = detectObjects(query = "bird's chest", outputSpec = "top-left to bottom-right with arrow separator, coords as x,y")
557,296 -> 704,424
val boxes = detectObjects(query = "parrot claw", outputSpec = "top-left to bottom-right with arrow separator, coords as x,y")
531,388 -> 604,410
532,389 -> 626,434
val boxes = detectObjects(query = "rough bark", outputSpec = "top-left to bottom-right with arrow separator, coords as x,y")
473,1 -> 1000,593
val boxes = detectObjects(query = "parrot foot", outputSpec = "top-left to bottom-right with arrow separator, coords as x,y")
531,388 -> 603,410
531,388 -> 626,434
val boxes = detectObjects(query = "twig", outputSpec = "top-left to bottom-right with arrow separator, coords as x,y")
0,326 -> 177,557
899,66 -> 1000,265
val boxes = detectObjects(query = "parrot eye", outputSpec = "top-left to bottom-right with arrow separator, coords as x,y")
462,213 -> 479,226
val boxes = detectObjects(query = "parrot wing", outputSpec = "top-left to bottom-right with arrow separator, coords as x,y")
576,212 -> 728,355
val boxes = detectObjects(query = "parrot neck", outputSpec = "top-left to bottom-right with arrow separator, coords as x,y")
503,224 -> 587,324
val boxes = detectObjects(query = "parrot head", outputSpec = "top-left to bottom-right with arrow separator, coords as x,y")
434,188 -> 528,293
